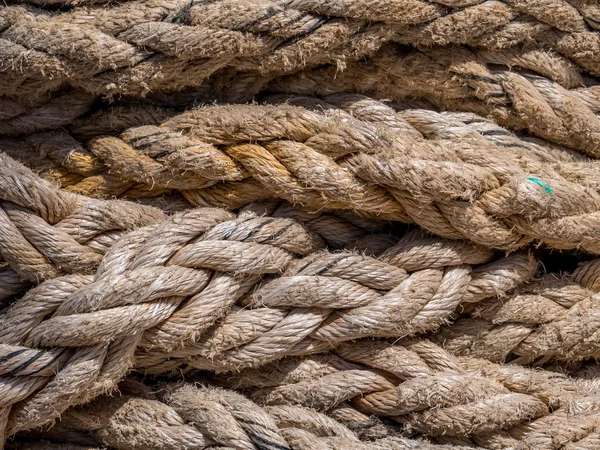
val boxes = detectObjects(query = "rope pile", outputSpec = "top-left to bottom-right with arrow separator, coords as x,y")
2,1 -> 600,448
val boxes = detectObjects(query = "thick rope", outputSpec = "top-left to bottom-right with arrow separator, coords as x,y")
11,95 -> 600,253
0,192 -> 536,440
51,380 -> 470,450
270,46 -> 600,156
211,339 -> 600,449
433,257 -> 600,363
1,0 -> 598,101
0,153 -> 165,303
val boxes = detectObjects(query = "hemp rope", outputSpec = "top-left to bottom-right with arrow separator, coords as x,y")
269,45 -> 600,157
0,154 -> 396,305
210,339 -> 600,449
13,95 -> 600,253
8,92 -> 589,204
50,380 -> 470,450
1,0 -> 599,101
0,194 -> 536,441
0,153 -> 165,304
433,257 -> 600,364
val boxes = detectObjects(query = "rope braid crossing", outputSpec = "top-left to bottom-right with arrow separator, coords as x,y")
0,157 -> 538,442
1,0 -> 599,100
209,339 -> 600,449
0,153 -> 396,303
12,95 -> 600,253
433,257 -> 600,364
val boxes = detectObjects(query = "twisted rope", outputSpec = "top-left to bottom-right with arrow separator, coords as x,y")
270,46 -> 600,156
12,94 -> 600,253
52,380 -> 469,450
0,182 -> 536,440
0,153 -> 165,303
212,339 -> 600,448
433,257 -> 600,363
1,0 -> 598,101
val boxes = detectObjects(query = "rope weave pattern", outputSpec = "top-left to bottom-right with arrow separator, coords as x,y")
11,95 -> 600,254
1,0 -> 599,100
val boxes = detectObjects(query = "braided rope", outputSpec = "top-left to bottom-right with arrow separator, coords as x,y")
433,257 -> 600,363
11,94 -> 600,253
0,153 -> 165,303
50,379 -> 469,450
0,163 -> 537,440
270,47 -> 600,156
1,0 -> 598,102
211,339 -> 600,448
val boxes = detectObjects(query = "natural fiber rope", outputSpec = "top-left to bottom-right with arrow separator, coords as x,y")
12,94 -> 600,253
433,257 -> 600,364
1,0 -> 599,101
29,339 -> 600,449
209,339 -> 600,449
269,46 -> 600,156
52,380 -> 470,450
0,153 -> 165,304
0,154 -> 396,304
0,156 -> 539,441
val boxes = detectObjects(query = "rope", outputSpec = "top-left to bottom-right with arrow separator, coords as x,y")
0,153 -> 165,303
0,157 -> 538,439
11,94 -> 600,253
1,0 -> 598,101
211,339 -> 600,448
54,380 -> 471,450
269,46 -> 600,157
25,340 -> 600,449
433,257 -> 600,363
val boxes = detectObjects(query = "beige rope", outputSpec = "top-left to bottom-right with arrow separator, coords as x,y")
0,180 -> 536,440
433,257 -> 600,363
12,95 -> 600,253
0,153 -> 165,303
51,379 -> 471,450
270,46 -> 600,156
1,0 -> 598,101
212,339 -> 600,448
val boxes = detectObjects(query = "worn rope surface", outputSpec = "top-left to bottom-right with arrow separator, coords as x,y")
1,0 -> 599,101
52,380 -> 468,450
12,94 -> 600,254
0,156 -> 540,442
433,257 -> 600,364
0,153 -> 165,304
24,339 -> 600,449
210,339 -> 600,449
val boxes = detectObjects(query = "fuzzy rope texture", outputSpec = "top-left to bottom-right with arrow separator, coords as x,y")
1,0 -> 599,102
209,339 -> 600,449
25,340 -> 600,450
12,94 -> 600,254
51,380 -> 470,450
0,155 -> 540,442
268,46 -> 600,157
433,257 -> 600,364
0,153 -> 165,304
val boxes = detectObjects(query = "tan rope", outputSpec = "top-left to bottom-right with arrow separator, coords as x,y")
0,166 -> 537,439
12,95 -> 600,253
433,257 -> 600,364
1,0 -> 598,101
0,153 -> 165,304
270,46 -> 600,156
49,379 -> 470,450
212,339 -> 600,449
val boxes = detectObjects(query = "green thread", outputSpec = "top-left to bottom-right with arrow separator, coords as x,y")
528,177 -> 553,195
